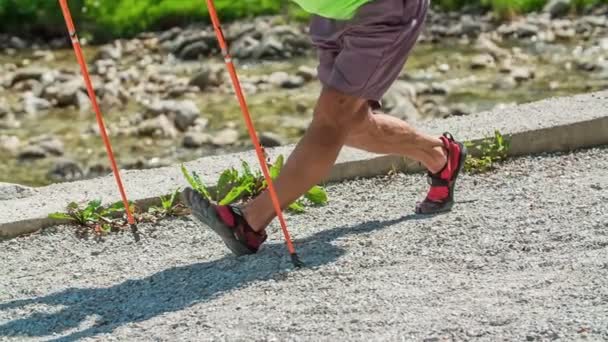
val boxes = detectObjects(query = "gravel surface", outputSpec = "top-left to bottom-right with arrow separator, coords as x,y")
1,147 -> 607,342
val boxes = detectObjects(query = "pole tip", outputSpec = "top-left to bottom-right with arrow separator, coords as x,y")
130,224 -> 141,242
290,253 -> 304,268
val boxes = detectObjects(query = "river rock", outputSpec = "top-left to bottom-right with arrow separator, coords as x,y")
544,0 -> 571,18
136,114 -> 178,138
144,99 -> 201,131
94,42 -> 122,61
189,66 -> 225,90
493,76 -> 518,90
0,182 -> 37,201
32,50 -> 55,62
18,145 -> 47,160
382,81 -> 419,120
183,132 -> 212,148
9,36 -> 27,49
471,54 -> 496,69
47,158 -> 85,182
23,92 -> 52,115
0,135 -> 20,154
179,41 -> 210,60
0,99 -> 8,116
511,67 -> 535,82
260,132 -> 287,147
211,128 -> 239,146
268,71 -> 305,89
232,36 -> 261,59
475,35 -> 509,59
10,67 -> 49,87
0,113 -> 20,129
296,66 -> 317,81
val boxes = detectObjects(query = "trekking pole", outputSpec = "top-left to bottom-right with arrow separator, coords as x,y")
205,0 -> 303,267
58,0 -> 139,241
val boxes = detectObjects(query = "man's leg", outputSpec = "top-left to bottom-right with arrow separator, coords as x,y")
346,108 -> 447,173
242,87 -> 367,232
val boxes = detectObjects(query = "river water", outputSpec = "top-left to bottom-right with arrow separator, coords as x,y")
1,36 -> 607,186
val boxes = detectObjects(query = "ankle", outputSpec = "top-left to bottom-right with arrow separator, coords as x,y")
428,146 -> 448,174
240,206 -> 267,233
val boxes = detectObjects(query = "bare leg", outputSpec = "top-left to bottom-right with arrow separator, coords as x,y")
242,87 -> 367,232
346,109 -> 447,173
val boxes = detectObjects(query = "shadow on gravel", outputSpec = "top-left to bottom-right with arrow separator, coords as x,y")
0,214 -> 426,341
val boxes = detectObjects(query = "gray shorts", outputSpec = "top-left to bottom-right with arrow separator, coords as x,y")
310,0 -> 428,102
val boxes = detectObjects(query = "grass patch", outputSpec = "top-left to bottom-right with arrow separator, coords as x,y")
181,154 -> 328,213
464,130 -> 510,174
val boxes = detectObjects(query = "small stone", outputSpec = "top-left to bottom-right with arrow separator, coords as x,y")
183,132 -> 212,148
211,128 -> 239,146
137,115 -> 178,138
296,66 -> 317,81
511,67 -> 535,82
438,63 -> 450,72
94,43 -> 122,61
0,135 -> 20,154
189,66 -> 225,90
23,92 -> 52,115
37,137 -> 64,156
493,76 -> 518,90
259,132 -> 287,147
544,0 -> 571,18
18,145 -> 47,160
47,158 -> 85,182
471,54 -> 496,69
268,71 -> 289,86
179,41 -> 209,60
9,36 -> 27,49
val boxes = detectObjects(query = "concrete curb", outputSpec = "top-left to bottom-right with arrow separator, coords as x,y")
1,91 -> 607,239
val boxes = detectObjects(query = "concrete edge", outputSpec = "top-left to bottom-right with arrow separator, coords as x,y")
1,115 -> 607,240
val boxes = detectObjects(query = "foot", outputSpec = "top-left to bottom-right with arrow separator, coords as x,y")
181,188 -> 267,256
416,133 -> 467,215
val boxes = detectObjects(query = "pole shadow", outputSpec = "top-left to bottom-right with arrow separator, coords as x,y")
0,214 -> 424,341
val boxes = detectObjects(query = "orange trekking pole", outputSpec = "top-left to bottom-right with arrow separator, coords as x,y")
205,0 -> 302,267
58,0 -> 139,241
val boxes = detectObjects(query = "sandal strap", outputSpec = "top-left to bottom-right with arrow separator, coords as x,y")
427,172 -> 449,186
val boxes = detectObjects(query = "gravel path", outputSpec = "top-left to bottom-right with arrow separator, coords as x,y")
1,147 -> 607,342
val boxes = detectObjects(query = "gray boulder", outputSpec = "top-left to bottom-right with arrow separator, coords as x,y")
47,158 -> 85,182
544,0 -> 571,18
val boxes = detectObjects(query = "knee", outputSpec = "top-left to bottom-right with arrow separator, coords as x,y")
313,87 -> 369,130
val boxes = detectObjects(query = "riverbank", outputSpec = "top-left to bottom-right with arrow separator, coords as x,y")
1,6 -> 607,186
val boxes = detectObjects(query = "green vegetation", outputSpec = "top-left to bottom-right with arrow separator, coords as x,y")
464,130 -> 510,174
49,199 -> 133,234
181,155 -> 328,213
148,188 -> 186,218
48,190 -> 185,236
1,0 -> 606,40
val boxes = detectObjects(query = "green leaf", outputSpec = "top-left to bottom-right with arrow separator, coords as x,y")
100,224 -> 112,233
181,164 -> 198,189
106,201 -> 126,214
305,185 -> 328,205
219,183 -> 251,205
48,213 -> 75,221
288,200 -> 306,213
192,171 -> 212,199
216,168 -> 238,199
168,188 -> 180,208
269,154 -> 284,179
241,160 -> 253,178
